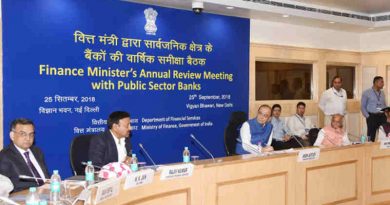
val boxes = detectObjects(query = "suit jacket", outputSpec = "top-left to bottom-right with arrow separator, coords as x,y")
89,130 -> 132,168
0,144 -> 49,193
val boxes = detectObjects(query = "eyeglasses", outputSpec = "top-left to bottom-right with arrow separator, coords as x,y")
12,130 -> 35,138
258,112 -> 270,118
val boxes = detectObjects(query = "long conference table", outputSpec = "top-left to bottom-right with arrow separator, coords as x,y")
13,142 -> 390,205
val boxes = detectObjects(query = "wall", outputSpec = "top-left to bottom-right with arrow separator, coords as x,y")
249,43 -> 362,137
251,19 -> 361,52
249,19 -> 390,138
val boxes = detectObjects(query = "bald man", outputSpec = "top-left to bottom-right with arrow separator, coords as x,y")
314,114 -> 351,148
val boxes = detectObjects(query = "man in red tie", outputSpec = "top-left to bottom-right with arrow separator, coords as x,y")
0,118 -> 49,192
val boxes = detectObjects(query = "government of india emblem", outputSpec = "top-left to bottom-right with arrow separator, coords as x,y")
144,8 -> 158,35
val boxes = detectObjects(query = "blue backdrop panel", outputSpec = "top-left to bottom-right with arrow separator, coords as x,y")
2,0 -> 249,177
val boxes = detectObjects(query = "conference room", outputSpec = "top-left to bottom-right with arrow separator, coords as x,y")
1,0 -> 390,204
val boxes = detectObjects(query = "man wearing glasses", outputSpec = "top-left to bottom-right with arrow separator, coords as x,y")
314,114 -> 351,148
0,118 -> 49,192
235,104 -> 274,154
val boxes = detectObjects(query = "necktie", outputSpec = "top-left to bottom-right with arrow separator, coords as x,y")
24,151 -> 44,186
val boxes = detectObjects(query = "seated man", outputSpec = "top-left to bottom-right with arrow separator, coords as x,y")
235,105 -> 274,154
0,174 -> 13,197
270,104 -> 296,150
89,111 -> 132,167
286,102 -> 314,147
378,106 -> 390,141
314,114 -> 351,147
0,118 -> 49,192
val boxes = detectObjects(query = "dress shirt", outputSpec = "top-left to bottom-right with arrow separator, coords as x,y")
314,128 -> 350,147
319,87 -> 347,115
361,88 -> 386,118
271,117 -> 289,141
240,122 -> 273,154
286,114 -> 313,137
110,131 -> 127,162
14,145 -> 46,181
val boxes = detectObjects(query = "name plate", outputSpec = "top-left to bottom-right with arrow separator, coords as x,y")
380,139 -> 390,149
124,169 -> 154,189
297,148 -> 320,162
160,163 -> 194,180
94,178 -> 120,204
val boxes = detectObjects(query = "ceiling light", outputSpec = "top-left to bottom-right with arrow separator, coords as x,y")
282,14 -> 289,18
329,21 -> 335,24
226,6 -> 234,10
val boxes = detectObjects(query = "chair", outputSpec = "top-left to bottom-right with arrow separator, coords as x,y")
224,111 -> 248,156
69,134 -> 96,175
308,128 -> 320,146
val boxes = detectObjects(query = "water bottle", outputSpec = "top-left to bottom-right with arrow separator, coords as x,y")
85,161 -> 95,187
39,200 -> 48,205
50,170 -> 61,203
130,154 -> 138,172
183,147 -> 190,163
25,187 -> 40,205
361,135 -> 366,144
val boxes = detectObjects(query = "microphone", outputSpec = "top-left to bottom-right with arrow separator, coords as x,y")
236,138 -> 261,154
138,143 -> 158,169
19,175 -> 49,183
81,161 -> 102,170
190,134 -> 215,162
0,197 -> 20,205
291,135 -> 305,148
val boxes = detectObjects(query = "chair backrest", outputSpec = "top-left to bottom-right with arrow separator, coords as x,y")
69,134 -> 96,175
224,111 -> 248,156
308,128 -> 320,146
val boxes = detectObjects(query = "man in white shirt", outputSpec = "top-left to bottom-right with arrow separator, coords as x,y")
314,114 -> 351,148
286,102 -> 314,147
319,76 -> 347,126
89,111 -> 132,167
0,118 -> 49,192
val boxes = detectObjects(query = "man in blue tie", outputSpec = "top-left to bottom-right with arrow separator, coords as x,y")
0,118 -> 49,192
235,105 -> 274,154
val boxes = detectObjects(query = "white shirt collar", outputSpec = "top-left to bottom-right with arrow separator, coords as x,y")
13,144 -> 32,156
110,130 -> 125,145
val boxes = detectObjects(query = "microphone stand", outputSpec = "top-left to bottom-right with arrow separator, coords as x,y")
190,134 -> 215,162
139,143 -> 158,170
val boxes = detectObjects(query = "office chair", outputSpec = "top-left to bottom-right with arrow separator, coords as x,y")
69,134 -> 96,175
224,111 -> 248,156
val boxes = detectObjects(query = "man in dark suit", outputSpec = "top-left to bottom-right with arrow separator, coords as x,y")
89,111 -> 132,167
0,118 -> 49,192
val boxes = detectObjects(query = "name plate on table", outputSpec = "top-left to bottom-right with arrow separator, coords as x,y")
94,178 -> 120,204
160,163 -> 194,180
124,169 -> 154,189
380,139 -> 390,149
297,148 -> 320,162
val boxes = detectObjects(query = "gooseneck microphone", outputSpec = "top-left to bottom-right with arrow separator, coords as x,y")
291,135 -> 305,148
190,134 -> 215,162
236,138 -> 261,154
19,175 -> 49,183
0,197 -> 19,205
81,161 -> 102,169
139,143 -> 158,169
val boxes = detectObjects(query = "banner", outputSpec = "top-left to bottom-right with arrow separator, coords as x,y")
2,0 -> 249,177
